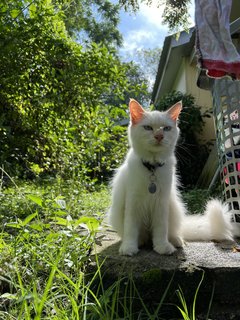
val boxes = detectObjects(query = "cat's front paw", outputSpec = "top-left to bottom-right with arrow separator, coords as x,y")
154,241 -> 176,255
119,242 -> 139,256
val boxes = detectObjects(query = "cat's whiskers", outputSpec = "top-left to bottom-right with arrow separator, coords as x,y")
177,144 -> 191,156
175,149 -> 191,166
177,142 -> 197,160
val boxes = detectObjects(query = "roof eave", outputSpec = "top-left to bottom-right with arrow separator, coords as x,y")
151,28 -> 195,104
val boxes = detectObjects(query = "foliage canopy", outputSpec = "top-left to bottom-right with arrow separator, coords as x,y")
155,91 -> 211,188
119,0 -> 192,32
0,0 -> 149,184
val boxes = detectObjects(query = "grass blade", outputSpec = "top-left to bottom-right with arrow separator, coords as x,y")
191,271 -> 204,320
34,249 -> 63,320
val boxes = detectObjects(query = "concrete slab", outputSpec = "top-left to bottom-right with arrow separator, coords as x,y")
89,227 -> 240,319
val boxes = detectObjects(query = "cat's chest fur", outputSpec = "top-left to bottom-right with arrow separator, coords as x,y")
124,149 -> 174,197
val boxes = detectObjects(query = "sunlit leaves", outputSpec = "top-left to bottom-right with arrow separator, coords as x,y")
61,0 -> 123,46
119,0 -> 192,32
0,0 -> 150,184
27,195 -> 43,207
10,9 -> 20,18
162,0 -> 191,32
29,3 -> 37,17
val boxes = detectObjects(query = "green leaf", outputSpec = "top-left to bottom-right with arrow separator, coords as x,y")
76,216 -> 100,231
22,212 -> 38,226
10,9 -> 20,18
29,223 -> 44,231
27,195 -> 43,207
6,222 -> 21,229
29,3 -> 37,18
0,5 -> 7,14
105,117 -> 110,126
52,217 -> 68,226
54,210 -> 67,216
0,293 -> 17,300
45,232 -> 59,241
0,238 -> 6,249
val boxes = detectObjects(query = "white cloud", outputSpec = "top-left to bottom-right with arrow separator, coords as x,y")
188,2 -> 195,26
119,1 -> 167,60
119,0 -> 195,61
139,0 -> 195,31
121,29 -> 155,55
138,0 -> 167,31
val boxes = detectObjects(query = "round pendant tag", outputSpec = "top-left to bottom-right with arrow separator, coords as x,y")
148,182 -> 157,193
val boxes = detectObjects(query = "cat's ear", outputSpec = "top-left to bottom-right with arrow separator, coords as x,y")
167,101 -> 182,122
129,99 -> 145,125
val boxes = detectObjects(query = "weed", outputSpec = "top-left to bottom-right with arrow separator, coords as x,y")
0,174 -> 108,319
0,173 -> 214,319
176,271 -> 214,320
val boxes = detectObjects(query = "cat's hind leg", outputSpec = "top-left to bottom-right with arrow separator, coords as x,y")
168,194 -> 185,248
108,202 -> 124,238
108,174 -> 126,237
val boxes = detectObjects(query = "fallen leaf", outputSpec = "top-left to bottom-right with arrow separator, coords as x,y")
232,246 -> 240,253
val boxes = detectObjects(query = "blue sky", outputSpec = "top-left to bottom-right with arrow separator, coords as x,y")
117,0 -> 195,61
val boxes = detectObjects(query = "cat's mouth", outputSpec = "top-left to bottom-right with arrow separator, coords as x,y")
154,140 -> 164,147
148,139 -> 168,151
151,140 -> 169,151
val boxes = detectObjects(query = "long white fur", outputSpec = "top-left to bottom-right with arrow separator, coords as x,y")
108,100 -> 233,256
181,199 -> 233,241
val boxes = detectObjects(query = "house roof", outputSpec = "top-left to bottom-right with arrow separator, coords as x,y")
152,18 -> 240,105
151,28 -> 195,104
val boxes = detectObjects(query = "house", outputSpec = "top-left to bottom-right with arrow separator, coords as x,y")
151,2 -> 240,189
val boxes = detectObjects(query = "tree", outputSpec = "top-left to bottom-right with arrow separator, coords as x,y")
59,0 -> 123,47
118,0 -> 192,31
105,61 -> 150,108
0,0 -> 151,183
0,0 -> 123,47
133,47 -> 162,91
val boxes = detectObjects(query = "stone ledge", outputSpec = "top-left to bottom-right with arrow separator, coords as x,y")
89,228 -> 240,319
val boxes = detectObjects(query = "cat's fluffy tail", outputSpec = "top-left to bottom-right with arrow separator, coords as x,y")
182,199 -> 233,242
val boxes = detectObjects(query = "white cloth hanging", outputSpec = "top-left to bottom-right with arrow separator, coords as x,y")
195,0 -> 240,79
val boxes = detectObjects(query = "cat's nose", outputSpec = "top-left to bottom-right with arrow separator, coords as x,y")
154,132 -> 163,142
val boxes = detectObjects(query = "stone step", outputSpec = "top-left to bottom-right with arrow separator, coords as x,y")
89,228 -> 240,319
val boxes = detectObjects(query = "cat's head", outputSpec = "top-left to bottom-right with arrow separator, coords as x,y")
128,99 -> 182,161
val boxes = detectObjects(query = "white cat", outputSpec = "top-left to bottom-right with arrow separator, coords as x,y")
108,99 -> 233,256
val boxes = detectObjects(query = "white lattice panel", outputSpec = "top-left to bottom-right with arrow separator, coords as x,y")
213,78 -> 240,225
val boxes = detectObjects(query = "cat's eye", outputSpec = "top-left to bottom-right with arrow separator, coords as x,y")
143,125 -> 153,131
163,126 -> 171,131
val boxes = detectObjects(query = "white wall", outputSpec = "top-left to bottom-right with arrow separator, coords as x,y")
172,59 -> 187,93
171,57 -> 216,145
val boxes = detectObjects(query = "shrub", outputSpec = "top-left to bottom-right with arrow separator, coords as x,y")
155,91 -> 211,188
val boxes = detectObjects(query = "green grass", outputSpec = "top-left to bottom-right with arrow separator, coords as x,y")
0,176 -> 213,319
0,176 -> 111,319
181,187 -> 221,214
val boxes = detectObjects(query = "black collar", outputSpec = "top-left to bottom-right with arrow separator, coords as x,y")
142,160 -> 165,172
